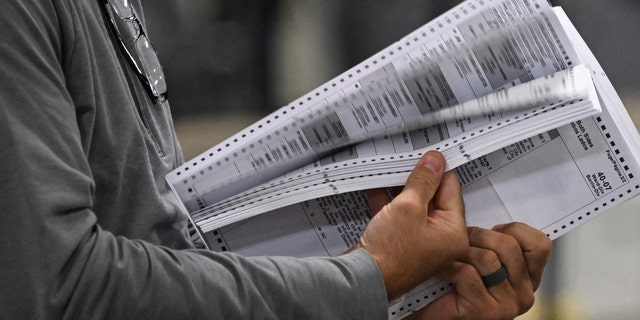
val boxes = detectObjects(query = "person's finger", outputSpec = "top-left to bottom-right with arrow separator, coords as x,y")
494,222 -> 552,290
458,246 -> 514,302
398,152 -> 466,241
420,261 -> 518,319
467,227 -> 528,285
358,150 -> 469,300
430,171 -> 465,221
409,169 -> 466,239
461,246 -> 502,279
467,226 -> 535,313
400,150 -> 445,206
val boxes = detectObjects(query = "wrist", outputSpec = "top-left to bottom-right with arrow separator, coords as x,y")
358,244 -> 405,301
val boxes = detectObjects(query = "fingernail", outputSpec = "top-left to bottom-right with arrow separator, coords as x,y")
420,154 -> 443,174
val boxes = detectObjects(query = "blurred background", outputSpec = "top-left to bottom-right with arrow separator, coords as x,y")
141,0 -> 640,318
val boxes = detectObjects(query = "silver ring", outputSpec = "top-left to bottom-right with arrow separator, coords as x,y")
481,265 -> 508,288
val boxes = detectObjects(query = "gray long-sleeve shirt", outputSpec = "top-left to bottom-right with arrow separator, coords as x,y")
0,0 -> 387,318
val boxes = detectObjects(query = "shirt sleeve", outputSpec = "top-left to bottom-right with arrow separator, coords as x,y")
0,1 -> 388,319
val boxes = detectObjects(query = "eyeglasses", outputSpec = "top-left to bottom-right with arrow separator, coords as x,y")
101,0 -> 168,104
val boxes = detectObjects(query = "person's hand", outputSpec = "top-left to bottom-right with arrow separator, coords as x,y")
409,222 -> 552,319
355,150 -> 469,301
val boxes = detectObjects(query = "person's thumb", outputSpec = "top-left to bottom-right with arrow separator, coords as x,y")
402,150 -> 446,204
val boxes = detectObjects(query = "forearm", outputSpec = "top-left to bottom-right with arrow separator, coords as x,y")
0,154 -> 386,319
3,223 -> 387,319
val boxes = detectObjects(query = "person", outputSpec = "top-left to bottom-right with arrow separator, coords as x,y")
0,0 -> 551,319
